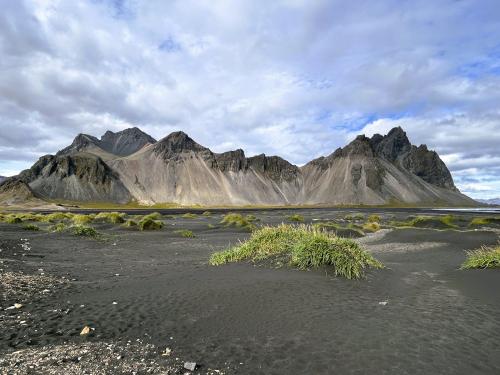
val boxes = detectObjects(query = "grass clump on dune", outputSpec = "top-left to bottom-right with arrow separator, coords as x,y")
470,216 -> 500,227
313,222 -> 365,238
72,225 -> 99,237
122,219 -> 137,228
41,212 -> 73,223
202,211 -> 212,217
94,212 -> 126,224
394,215 -> 458,229
288,214 -> 304,222
461,245 -> 500,269
367,214 -> 381,223
182,213 -> 198,219
23,224 -> 40,231
142,212 -> 162,221
210,224 -> 382,279
220,213 -> 256,231
49,223 -> 67,232
345,213 -> 365,221
362,222 -> 381,232
174,229 -> 195,238
72,214 -> 94,225
5,215 -> 22,224
138,217 -> 163,231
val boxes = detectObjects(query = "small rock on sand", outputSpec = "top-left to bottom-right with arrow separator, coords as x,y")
80,326 -> 91,335
184,361 -> 197,371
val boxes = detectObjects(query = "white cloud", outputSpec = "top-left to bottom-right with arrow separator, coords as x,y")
0,0 -> 500,198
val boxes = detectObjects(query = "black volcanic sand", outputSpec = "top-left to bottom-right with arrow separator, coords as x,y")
1,209 -> 500,374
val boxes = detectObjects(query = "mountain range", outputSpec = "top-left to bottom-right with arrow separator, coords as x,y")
477,198 -> 500,206
0,126 -> 476,207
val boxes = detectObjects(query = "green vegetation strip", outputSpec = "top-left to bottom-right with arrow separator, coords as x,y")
209,224 -> 382,279
461,245 -> 500,269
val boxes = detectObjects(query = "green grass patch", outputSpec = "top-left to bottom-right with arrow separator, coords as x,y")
209,224 -> 382,279
94,212 -> 126,224
182,213 -> 198,219
207,223 -> 216,229
72,214 -> 94,225
287,214 -> 304,222
393,215 -> 458,229
122,219 -> 138,228
23,224 -> 40,231
5,215 -> 22,224
345,213 -> 365,221
138,218 -> 163,231
202,211 -> 212,216
367,214 -> 381,223
362,222 -> 381,232
48,223 -> 67,232
174,229 -> 195,238
313,222 -> 365,238
470,216 -> 500,227
461,245 -> 500,269
41,212 -> 73,223
72,225 -> 99,237
220,213 -> 256,231
142,212 -> 162,221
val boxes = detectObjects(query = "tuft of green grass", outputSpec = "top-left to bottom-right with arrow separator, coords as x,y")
174,229 -> 195,238
461,245 -> 500,269
207,223 -> 216,229
287,214 -> 304,222
469,216 -> 500,227
393,215 -> 458,229
5,215 -> 22,224
72,214 -> 94,225
72,225 -> 99,237
367,214 -> 381,223
313,222 -> 365,238
23,224 -> 40,231
41,212 -> 73,223
94,212 -> 126,224
138,218 -> 163,231
345,213 -> 365,221
220,213 -> 256,231
209,224 -> 382,279
142,212 -> 162,221
49,223 -> 67,232
182,213 -> 198,219
122,219 -> 137,228
202,211 -> 212,217
362,222 -> 381,233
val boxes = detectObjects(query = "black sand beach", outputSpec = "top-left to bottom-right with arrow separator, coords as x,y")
1,208 -> 499,374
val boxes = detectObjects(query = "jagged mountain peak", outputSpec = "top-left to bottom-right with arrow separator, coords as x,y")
153,131 -> 209,157
99,127 -> 157,156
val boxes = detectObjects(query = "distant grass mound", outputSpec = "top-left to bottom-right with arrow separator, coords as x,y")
220,213 -> 257,231
174,229 -> 195,238
23,224 -> 40,231
362,221 -> 381,232
288,214 -> 305,222
94,212 -> 126,224
202,211 -> 212,217
469,217 -> 500,227
122,219 -> 138,228
182,213 -> 198,219
5,215 -> 22,224
72,214 -> 94,225
210,224 -> 382,279
41,212 -> 73,223
138,217 -> 163,231
142,212 -> 162,221
345,213 -> 365,221
394,215 -> 458,230
313,222 -> 365,238
367,214 -> 381,223
461,245 -> 500,269
72,225 -> 99,237
49,223 -> 67,232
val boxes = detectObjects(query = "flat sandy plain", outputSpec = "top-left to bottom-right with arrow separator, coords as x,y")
1,208 -> 499,374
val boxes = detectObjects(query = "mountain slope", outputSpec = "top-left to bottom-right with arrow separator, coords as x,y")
7,126 -> 476,206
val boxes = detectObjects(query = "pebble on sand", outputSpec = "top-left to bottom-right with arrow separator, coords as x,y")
184,361 -> 197,371
80,326 -> 91,335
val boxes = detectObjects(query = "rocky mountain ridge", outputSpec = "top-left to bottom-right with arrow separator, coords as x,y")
1,126 -> 476,206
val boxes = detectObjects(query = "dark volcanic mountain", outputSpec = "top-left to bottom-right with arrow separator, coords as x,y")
1,127 -> 475,206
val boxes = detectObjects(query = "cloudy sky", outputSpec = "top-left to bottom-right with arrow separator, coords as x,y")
1,0 -> 500,198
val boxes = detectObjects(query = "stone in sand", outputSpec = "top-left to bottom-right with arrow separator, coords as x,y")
184,361 -> 197,371
80,326 -> 91,335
